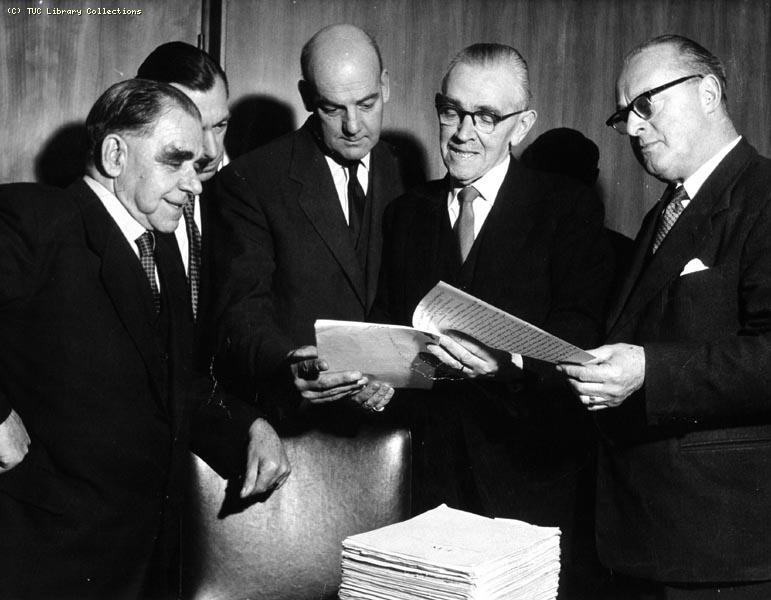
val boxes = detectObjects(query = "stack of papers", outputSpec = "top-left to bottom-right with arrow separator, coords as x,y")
339,505 -> 561,600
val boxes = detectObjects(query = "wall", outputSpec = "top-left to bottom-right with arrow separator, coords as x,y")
0,0 -> 202,185
220,0 -> 771,238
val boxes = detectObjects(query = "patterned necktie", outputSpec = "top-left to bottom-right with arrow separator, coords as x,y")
454,185 -> 480,263
135,231 -> 160,313
651,184 -> 690,254
346,160 -> 366,238
182,197 -> 201,319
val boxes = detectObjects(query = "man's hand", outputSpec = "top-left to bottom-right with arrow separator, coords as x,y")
426,331 -> 524,382
240,418 -> 291,498
352,380 -> 395,412
556,343 -> 646,411
288,345 -> 367,403
0,409 -> 31,474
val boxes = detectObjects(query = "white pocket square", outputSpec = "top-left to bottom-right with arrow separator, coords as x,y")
680,258 -> 709,276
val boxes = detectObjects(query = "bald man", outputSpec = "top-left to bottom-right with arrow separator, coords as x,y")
211,24 -> 405,417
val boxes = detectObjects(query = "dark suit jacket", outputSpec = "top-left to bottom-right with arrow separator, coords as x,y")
0,181 -> 257,599
596,139 -> 771,582
374,159 -> 613,522
210,117 -> 405,397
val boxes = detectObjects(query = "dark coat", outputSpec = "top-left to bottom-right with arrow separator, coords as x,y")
374,159 -> 613,525
210,118 -> 405,392
0,181 -> 257,599
596,139 -> 771,582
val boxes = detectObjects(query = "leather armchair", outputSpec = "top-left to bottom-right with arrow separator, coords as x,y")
181,424 -> 411,600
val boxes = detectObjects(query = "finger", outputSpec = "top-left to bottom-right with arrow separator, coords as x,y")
251,461 -> 281,495
426,343 -> 464,370
296,371 -> 364,391
240,457 -> 261,497
587,403 -> 609,411
369,385 -> 394,410
296,358 -> 325,379
288,345 -> 318,361
303,382 -> 366,403
443,330 -> 492,360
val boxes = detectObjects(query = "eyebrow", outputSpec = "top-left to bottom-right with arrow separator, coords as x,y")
156,146 -> 196,164
441,95 -> 501,114
317,92 -> 380,108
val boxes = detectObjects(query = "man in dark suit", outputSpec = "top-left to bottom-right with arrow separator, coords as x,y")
0,79 -> 288,599
137,41 -> 230,369
212,24 -> 404,413
374,43 -> 612,597
559,35 -> 771,598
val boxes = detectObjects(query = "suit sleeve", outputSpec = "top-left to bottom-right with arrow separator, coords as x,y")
189,372 -> 265,480
522,183 -> 614,382
209,163 -> 295,389
0,186 -> 58,423
642,195 -> 771,426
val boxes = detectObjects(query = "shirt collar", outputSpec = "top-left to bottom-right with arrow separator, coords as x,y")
682,135 -> 742,200
450,154 -> 510,204
324,152 -> 371,174
83,175 -> 147,247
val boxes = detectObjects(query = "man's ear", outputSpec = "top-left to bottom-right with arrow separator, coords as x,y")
509,109 -> 538,148
380,69 -> 390,104
298,79 -> 316,112
699,74 -> 723,114
100,133 -> 127,178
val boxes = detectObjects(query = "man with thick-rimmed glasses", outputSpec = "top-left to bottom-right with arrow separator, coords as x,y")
559,34 -> 771,598
372,42 -> 613,598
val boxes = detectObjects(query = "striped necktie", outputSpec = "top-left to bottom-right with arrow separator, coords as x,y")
182,197 -> 201,319
651,184 -> 689,254
135,231 -> 160,313
454,185 -> 479,263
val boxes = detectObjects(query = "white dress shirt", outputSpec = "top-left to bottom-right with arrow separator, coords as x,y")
83,174 -> 159,288
681,135 -> 742,207
324,153 -> 371,224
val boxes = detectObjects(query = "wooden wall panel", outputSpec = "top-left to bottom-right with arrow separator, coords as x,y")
0,0 -> 202,184
222,0 -> 771,238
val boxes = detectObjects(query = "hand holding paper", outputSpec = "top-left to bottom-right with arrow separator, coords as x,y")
427,330 -> 524,382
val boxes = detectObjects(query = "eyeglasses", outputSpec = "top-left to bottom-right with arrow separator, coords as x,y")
605,74 -> 703,134
435,93 -> 526,134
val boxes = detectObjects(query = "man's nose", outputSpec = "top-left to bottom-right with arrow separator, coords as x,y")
454,113 -> 476,141
625,110 -> 649,137
202,129 -> 218,159
342,109 -> 362,136
180,167 -> 203,196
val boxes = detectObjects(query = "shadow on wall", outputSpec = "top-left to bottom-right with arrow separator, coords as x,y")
225,94 -> 296,159
35,122 -> 89,188
381,129 -> 429,189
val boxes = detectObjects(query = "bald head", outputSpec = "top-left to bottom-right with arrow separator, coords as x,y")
298,24 -> 389,161
301,24 -> 383,86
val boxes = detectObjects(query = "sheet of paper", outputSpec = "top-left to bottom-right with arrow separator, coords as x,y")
315,320 -> 439,389
412,281 -> 594,364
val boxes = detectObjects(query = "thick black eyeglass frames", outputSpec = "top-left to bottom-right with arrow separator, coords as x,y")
435,93 -> 526,134
605,74 -> 703,134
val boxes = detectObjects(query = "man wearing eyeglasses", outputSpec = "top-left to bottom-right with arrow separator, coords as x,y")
558,35 -> 771,598
373,43 -> 612,597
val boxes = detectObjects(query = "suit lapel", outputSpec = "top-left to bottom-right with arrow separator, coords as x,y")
608,139 -> 755,337
289,121 -> 367,307
472,161 -> 539,286
68,180 -> 166,394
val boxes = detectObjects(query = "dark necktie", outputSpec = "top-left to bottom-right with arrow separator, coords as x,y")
136,231 -> 160,313
454,186 -> 479,263
346,160 -> 366,238
182,197 -> 201,319
651,184 -> 689,254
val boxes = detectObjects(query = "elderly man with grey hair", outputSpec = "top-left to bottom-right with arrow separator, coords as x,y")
373,42 -> 613,598
0,78 -> 287,599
